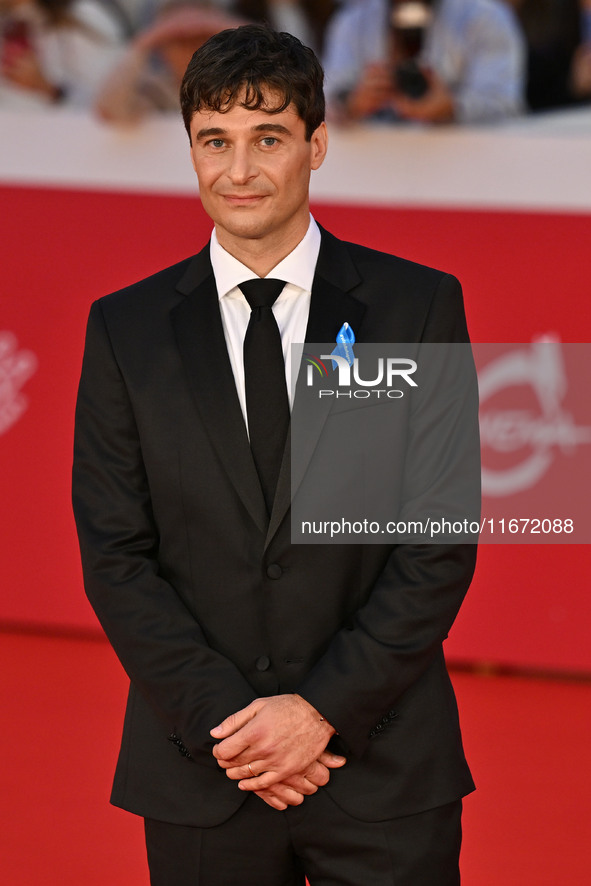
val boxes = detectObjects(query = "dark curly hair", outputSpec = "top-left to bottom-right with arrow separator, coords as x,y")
180,24 -> 325,143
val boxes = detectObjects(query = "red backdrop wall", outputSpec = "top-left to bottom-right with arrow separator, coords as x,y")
1,183 -> 590,672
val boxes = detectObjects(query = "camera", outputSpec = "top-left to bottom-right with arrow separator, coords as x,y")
390,1 -> 433,98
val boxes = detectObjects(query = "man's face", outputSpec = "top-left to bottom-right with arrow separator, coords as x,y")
189,91 -> 327,252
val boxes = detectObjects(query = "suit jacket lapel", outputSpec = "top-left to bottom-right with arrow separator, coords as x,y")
304,226 -> 365,344
171,245 -> 268,536
266,229 -> 366,548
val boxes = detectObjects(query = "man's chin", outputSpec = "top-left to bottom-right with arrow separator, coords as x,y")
216,215 -> 275,243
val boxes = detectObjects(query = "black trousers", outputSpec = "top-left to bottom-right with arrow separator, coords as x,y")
144,790 -> 462,886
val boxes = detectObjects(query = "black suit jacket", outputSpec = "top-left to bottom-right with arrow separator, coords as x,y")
72,226 -> 477,827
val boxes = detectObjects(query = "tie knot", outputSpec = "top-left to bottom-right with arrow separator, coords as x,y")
239,278 -> 286,310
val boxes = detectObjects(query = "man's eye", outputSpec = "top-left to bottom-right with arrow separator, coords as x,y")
209,139 -> 225,148
261,137 -> 278,147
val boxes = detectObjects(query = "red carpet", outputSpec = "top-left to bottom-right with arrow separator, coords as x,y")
1,631 -> 590,885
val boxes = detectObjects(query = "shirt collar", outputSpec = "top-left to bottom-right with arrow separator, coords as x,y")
210,215 -> 321,301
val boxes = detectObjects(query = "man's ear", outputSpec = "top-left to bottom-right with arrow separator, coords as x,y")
310,122 -> 328,171
190,145 -> 197,174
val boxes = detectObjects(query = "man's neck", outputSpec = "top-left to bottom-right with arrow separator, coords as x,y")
215,216 -> 311,278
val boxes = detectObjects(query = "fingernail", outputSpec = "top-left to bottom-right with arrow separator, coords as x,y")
210,725 -> 222,736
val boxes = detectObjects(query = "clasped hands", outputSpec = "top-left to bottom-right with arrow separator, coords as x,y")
210,694 -> 346,811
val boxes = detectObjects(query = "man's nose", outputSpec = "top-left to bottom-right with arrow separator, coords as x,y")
227,144 -> 258,185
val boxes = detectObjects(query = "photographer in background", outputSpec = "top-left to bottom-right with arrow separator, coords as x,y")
0,0 -> 124,108
323,0 -> 526,124
95,1 -> 244,123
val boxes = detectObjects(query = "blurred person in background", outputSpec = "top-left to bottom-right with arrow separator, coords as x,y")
573,0 -> 591,99
0,0 -> 124,107
233,0 -> 336,52
95,1 -> 244,123
112,0 -> 233,35
112,0 -> 336,50
508,0 -> 591,110
323,0 -> 526,125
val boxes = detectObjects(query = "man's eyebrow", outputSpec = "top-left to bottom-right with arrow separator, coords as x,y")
251,123 -> 292,135
195,123 -> 293,140
195,127 -> 226,140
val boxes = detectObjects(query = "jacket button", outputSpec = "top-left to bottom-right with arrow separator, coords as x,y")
255,655 -> 271,671
266,564 -> 283,579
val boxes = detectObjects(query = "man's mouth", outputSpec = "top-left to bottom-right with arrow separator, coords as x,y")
221,194 -> 267,206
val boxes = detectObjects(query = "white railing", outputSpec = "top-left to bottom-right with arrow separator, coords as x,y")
2,105 -> 591,211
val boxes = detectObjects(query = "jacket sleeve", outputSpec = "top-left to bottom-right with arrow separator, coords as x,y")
296,273 -> 480,757
72,300 -> 256,763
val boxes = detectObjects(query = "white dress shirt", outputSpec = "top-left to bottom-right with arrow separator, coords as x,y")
210,216 -> 321,429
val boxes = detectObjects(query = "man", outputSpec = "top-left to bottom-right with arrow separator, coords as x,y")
72,24 -> 477,886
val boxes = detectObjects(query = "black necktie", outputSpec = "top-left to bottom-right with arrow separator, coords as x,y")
239,278 -> 290,514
